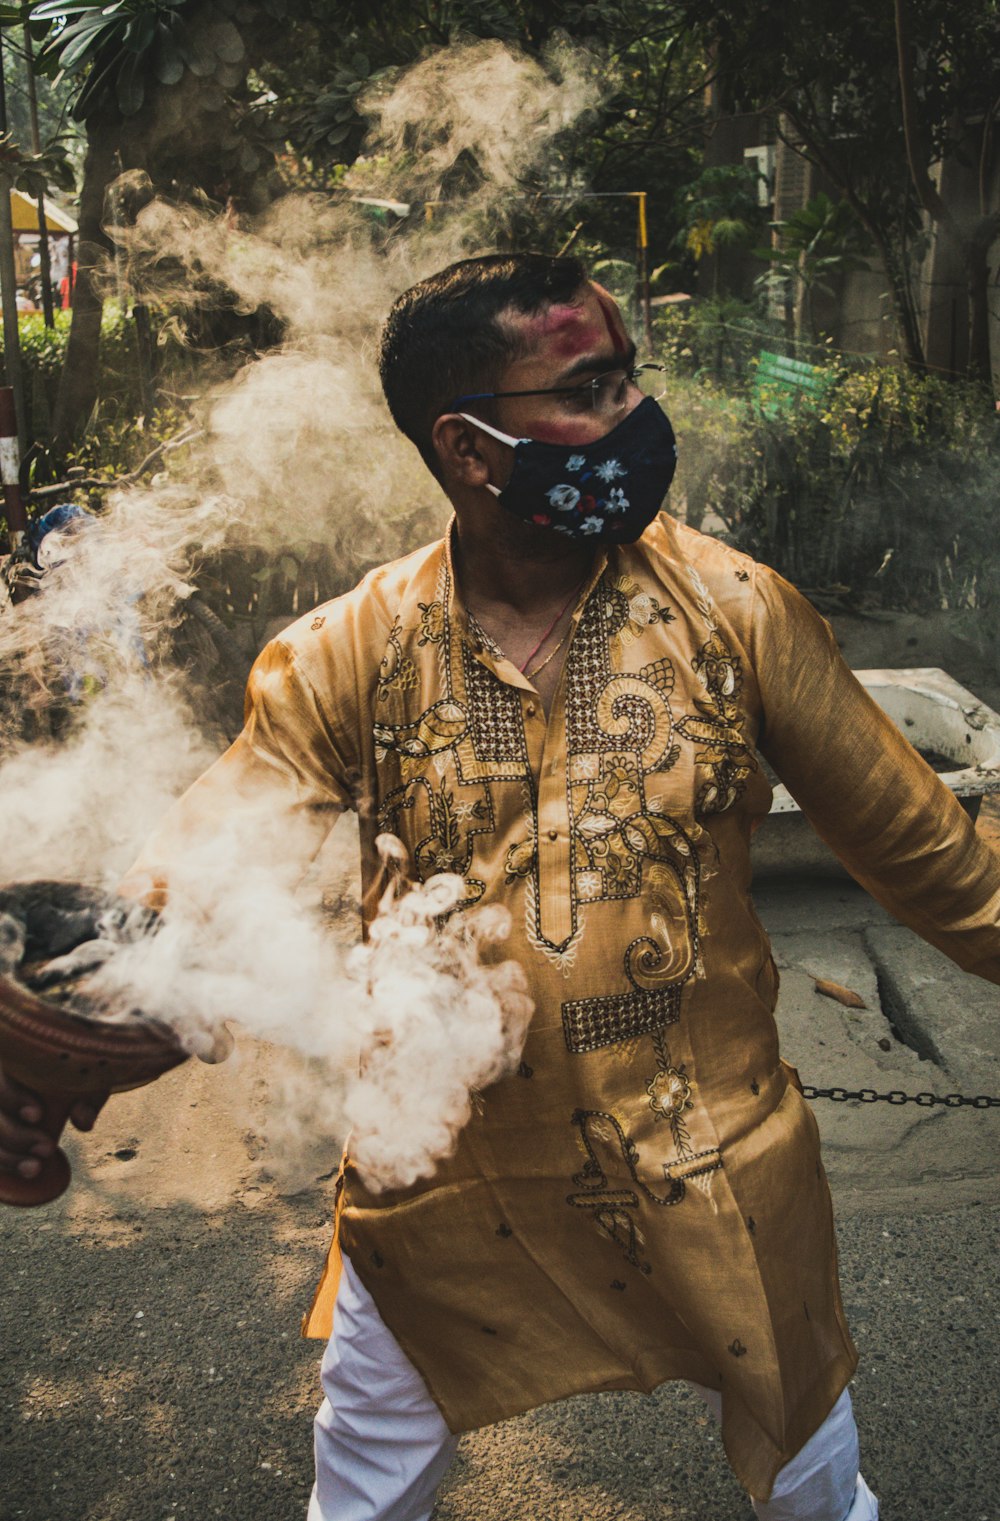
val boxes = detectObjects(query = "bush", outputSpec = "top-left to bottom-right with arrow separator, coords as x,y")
654,296 -> 786,386
654,297 -> 1000,652
664,355 -> 1000,643
662,376 -> 745,532
10,306 -> 143,445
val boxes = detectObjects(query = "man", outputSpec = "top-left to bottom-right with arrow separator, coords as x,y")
2,254 -> 998,1520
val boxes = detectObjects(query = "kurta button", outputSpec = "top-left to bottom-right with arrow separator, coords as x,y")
525,702 -> 536,717
547,828 -> 558,842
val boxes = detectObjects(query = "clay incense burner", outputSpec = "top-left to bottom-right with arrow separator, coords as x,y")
0,971 -> 189,1207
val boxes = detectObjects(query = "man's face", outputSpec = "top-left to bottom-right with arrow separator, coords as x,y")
490,282 -> 640,447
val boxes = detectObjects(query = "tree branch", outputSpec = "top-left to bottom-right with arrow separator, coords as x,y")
893,0 -> 957,237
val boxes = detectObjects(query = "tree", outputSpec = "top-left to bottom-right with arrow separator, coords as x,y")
26,0 -> 289,448
247,0 -> 711,269
755,192 -> 871,343
680,0 -> 1000,385
892,0 -> 1000,383
676,163 -> 768,296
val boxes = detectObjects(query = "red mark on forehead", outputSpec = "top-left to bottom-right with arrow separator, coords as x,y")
597,294 -> 628,354
520,302 -> 603,359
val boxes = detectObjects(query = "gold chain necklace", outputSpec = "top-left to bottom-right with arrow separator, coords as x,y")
524,624 -> 572,681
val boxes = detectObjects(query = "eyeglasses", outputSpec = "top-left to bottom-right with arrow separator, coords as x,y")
451,363 -> 668,418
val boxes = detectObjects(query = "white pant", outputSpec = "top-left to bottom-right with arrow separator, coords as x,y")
309,1255 -> 879,1521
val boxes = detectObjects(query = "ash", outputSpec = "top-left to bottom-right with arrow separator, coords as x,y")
0,880 -> 157,1022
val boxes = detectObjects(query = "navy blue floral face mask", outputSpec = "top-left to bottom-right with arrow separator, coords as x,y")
460,396 -> 678,543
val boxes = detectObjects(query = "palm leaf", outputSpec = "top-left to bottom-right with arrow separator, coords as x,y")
152,24 -> 184,85
38,10 -> 112,54
116,48 -> 146,116
72,45 -> 120,120
123,12 -> 156,55
30,0 -> 107,16
52,17 -> 114,73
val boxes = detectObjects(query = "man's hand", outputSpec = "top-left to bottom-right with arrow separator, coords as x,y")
0,1063 -> 108,1180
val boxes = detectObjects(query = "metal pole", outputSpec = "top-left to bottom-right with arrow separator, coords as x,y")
0,36 -> 27,456
634,192 -> 653,351
0,384 -> 26,550
23,23 -> 54,329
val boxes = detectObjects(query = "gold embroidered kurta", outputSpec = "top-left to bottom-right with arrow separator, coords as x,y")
125,514 -> 1000,1500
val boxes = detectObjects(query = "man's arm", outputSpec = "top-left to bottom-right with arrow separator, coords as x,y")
752,565 -> 1000,985
120,635 -> 354,907
0,634 -> 357,1184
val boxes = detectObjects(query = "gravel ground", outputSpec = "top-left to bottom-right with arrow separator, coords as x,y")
2,1191 -> 998,1521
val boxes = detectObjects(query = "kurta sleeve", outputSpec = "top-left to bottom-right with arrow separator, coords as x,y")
751,564 -> 1000,985
120,636 -> 356,907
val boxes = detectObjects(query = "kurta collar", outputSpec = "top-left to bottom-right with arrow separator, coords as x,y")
442,516 -> 610,691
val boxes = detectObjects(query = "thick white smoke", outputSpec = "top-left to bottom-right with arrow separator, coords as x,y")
85,828 -> 532,1192
0,38 -> 606,1191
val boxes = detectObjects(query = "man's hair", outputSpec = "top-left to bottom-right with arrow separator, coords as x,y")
378,252 -> 587,479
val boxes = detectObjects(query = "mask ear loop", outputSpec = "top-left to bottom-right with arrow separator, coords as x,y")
459,413 -> 528,499
458,412 -> 526,446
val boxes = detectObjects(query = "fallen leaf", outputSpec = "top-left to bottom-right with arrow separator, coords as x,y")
814,977 -> 867,1009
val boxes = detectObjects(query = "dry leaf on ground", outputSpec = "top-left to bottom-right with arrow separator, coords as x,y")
814,977 -> 868,1009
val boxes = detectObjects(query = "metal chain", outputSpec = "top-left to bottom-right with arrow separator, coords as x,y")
802,1084 -> 1000,1109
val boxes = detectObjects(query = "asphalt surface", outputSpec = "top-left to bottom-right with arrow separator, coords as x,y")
3,833 -> 999,1521
2,1194 -> 998,1521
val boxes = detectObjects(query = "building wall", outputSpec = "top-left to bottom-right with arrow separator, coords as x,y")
700,93 -> 999,384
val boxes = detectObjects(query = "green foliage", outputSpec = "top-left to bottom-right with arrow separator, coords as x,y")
757,194 -> 869,279
61,397 -> 191,481
0,130 -> 75,197
2,305 -> 195,452
30,1 -> 246,122
289,49 -> 376,160
662,375 -> 745,532
753,192 -> 871,339
669,351 -> 1000,619
678,163 -> 768,261
678,0 -> 1000,377
25,0 -> 292,201
654,295 -> 785,385
254,1 -> 707,266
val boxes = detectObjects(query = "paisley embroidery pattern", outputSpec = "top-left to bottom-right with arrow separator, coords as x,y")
372,556 -> 751,985
607,573 -> 675,646
378,771 -> 491,907
674,630 -> 755,816
376,619 -> 418,703
417,600 -> 446,645
566,1107 -> 686,1275
678,568 -> 756,816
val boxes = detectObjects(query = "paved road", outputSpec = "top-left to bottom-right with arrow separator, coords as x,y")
3,1194 -> 997,1521
2,871 -> 998,1521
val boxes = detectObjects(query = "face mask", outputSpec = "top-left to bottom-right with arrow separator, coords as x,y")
461,395 -> 678,543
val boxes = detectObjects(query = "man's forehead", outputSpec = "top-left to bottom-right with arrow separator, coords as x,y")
502,282 -> 628,364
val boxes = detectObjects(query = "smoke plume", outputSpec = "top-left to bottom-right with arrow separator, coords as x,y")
0,38 -> 606,1192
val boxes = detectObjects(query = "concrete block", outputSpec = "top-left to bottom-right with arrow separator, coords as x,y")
863,925 -> 1000,1088
768,930 -> 1000,1211
752,879 -> 895,938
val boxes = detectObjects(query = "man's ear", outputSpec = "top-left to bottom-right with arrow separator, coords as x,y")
431,414 -> 494,489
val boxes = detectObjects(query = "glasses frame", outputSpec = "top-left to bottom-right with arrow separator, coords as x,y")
451,362 -> 668,412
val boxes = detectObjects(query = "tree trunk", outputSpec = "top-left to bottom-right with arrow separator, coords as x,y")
893,0 -> 996,387
964,220 -> 999,388
871,221 -> 926,370
780,105 -> 927,369
51,121 -> 119,452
